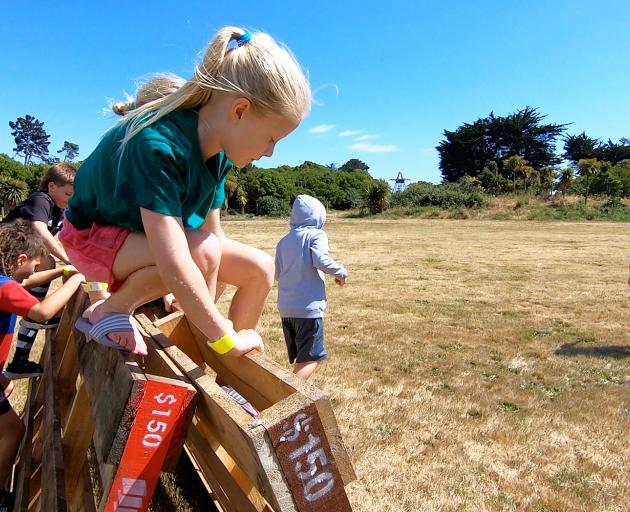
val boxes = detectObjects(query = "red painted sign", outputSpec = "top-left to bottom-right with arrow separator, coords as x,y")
104,379 -> 194,512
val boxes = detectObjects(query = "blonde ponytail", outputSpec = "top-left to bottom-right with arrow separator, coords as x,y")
118,26 -> 310,154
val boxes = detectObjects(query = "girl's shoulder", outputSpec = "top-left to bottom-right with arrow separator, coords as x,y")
129,109 -> 199,155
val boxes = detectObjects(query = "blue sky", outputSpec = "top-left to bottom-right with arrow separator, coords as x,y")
1,1 -> 629,183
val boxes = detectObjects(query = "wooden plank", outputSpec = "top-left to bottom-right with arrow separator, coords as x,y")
40,330 -> 67,511
73,325 -> 143,468
57,330 -> 80,427
153,311 -> 205,368
13,378 -> 37,512
135,313 -> 270,511
179,317 -> 355,485
265,401 -> 352,512
187,321 -> 297,410
63,379 -> 96,502
69,461 -> 98,512
101,378 -> 194,512
136,315 -> 294,512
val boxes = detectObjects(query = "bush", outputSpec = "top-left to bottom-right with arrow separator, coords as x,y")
391,182 -> 486,209
255,196 -> 290,217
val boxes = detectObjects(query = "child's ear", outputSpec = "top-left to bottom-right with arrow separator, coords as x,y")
232,97 -> 251,121
15,253 -> 29,268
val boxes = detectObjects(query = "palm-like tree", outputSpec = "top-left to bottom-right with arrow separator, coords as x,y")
0,177 -> 28,212
577,158 -> 602,205
557,168 -> 574,197
236,186 -> 248,214
364,180 -> 390,215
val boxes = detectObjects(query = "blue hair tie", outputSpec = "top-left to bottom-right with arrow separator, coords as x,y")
236,32 -> 252,47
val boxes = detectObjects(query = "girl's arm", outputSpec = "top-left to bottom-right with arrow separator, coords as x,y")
141,208 -> 259,356
31,220 -> 70,263
199,208 -> 225,242
26,274 -> 84,323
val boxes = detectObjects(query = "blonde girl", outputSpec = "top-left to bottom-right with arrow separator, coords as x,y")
60,27 -> 310,357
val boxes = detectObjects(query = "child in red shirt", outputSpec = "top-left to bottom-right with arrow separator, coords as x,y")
0,219 -> 84,509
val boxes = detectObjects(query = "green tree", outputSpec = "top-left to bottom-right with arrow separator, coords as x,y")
438,107 -> 566,182
503,155 -> 533,193
563,132 -> 599,166
577,158 -> 602,205
57,141 -> 79,162
364,179 -> 390,214
478,162 -> 507,195
340,159 -> 369,172
0,177 -> 28,211
595,138 -> 630,164
538,167 -> 557,197
556,168 -> 574,197
235,186 -> 248,214
240,169 -> 294,209
9,115 -> 51,165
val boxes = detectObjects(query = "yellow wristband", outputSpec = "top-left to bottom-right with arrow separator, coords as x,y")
85,281 -> 108,292
209,331 -> 236,355
63,265 -> 76,277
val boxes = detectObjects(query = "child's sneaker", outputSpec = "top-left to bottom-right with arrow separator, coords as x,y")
220,385 -> 258,417
0,488 -> 14,512
19,316 -> 61,330
2,359 -> 43,380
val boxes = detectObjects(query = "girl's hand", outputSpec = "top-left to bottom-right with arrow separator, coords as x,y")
228,329 -> 264,356
163,293 -> 182,313
335,276 -> 347,286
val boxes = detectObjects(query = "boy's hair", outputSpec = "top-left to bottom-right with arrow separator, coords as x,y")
112,74 -> 187,116
0,219 -> 48,276
119,26 -> 311,153
38,163 -> 76,192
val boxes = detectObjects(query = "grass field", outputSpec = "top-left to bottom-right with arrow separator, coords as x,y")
10,216 -> 630,511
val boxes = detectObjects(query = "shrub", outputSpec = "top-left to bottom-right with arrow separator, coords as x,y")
255,196 -> 290,217
391,182 -> 486,209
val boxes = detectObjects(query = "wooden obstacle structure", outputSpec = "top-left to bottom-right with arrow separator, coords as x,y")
12,289 -> 355,511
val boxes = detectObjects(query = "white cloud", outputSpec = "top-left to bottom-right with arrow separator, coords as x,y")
421,147 -> 436,156
339,129 -> 363,137
348,142 -> 398,153
309,124 -> 336,134
354,134 -> 378,141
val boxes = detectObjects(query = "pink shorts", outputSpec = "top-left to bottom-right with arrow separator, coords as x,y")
59,221 -> 130,292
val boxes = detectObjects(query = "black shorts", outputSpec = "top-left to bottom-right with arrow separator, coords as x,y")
281,317 -> 327,364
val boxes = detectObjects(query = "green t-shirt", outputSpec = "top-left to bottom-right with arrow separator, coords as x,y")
66,109 -> 232,232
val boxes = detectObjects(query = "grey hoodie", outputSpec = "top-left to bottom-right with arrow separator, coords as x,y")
275,195 -> 348,318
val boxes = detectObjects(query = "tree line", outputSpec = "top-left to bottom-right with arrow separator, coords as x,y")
5,109 -> 629,217
437,106 -> 630,205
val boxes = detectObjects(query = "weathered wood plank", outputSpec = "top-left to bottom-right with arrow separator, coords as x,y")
136,314 -> 293,511
40,330 -> 67,511
73,324 -> 143,468
187,318 -> 356,485
63,379 -> 96,502
13,378 -> 37,512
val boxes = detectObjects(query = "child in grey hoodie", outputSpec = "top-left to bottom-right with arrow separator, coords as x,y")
275,195 -> 348,380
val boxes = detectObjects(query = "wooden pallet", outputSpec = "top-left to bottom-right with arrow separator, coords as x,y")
13,289 -> 355,511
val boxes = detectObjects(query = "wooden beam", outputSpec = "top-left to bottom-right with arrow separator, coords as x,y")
135,314 -> 295,512
13,378 -> 37,512
73,326 -> 145,467
167,316 -> 355,485
62,379 -> 95,502
40,330 -> 67,511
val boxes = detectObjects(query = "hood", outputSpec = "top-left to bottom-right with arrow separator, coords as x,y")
290,194 -> 326,229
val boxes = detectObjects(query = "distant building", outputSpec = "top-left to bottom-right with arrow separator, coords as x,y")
389,171 -> 411,192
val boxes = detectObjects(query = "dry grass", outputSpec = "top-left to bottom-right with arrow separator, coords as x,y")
10,217 -> 630,511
